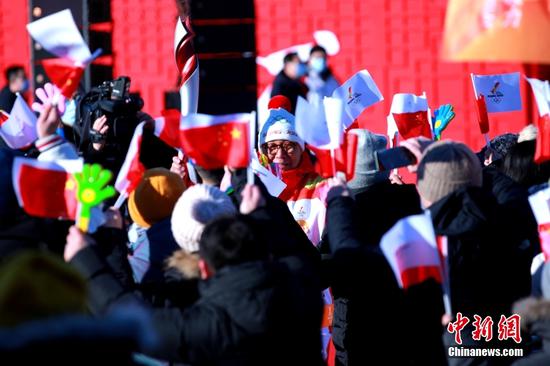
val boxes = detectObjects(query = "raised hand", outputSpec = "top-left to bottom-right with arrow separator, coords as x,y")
432,104 -> 455,141
73,164 -> 116,232
239,184 -> 266,215
36,103 -> 61,139
31,82 -> 66,115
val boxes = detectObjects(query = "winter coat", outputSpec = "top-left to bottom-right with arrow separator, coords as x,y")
324,182 -> 435,365
430,186 -> 533,318
127,218 -> 181,284
270,71 -> 308,113
70,243 -> 324,365
431,186 -> 534,366
0,314 -> 147,365
326,195 -> 417,365
351,180 -> 422,246
279,152 -> 330,246
305,71 -> 339,106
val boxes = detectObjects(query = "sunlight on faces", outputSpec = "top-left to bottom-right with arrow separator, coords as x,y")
264,140 -> 302,170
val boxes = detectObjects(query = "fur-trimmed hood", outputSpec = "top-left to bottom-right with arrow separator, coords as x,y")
165,250 -> 201,279
513,297 -> 550,339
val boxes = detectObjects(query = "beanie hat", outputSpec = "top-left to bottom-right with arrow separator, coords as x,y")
347,129 -> 390,190
258,108 -> 305,151
417,141 -> 482,203
489,133 -> 518,160
268,95 -> 292,113
129,168 -> 186,229
171,184 -> 237,253
0,251 -> 87,327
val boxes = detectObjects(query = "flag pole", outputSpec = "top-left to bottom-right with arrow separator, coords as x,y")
247,111 -> 257,185
330,148 -> 337,177
113,191 -> 128,209
423,91 -> 433,136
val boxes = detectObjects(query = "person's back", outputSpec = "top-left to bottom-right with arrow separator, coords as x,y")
66,196 -> 323,365
174,215 -> 322,365
181,259 -> 322,365
413,140 -> 533,365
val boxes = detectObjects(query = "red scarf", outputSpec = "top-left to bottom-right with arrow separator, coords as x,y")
279,152 -> 323,202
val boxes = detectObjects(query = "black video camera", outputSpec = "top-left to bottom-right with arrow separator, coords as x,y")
74,76 -> 144,147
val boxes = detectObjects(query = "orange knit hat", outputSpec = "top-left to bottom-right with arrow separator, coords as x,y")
128,168 -> 186,228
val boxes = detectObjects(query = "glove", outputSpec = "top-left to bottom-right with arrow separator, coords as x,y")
432,104 -> 455,140
31,82 -> 66,116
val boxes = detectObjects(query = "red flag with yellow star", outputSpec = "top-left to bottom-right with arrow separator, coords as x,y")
12,157 -> 82,220
42,58 -> 84,98
179,113 -> 251,169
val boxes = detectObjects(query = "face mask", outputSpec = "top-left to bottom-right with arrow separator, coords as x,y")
296,63 -> 307,78
20,79 -> 29,93
310,57 -> 327,73
61,99 -> 76,126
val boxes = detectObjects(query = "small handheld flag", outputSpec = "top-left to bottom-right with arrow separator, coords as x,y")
390,93 -> 432,140
471,72 -> 522,113
0,94 -> 38,149
526,77 -> 550,163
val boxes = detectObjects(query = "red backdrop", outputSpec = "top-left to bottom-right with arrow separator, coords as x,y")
254,0 -> 530,151
0,0 -> 533,151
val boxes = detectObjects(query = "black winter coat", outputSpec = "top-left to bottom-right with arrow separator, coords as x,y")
270,71 -> 307,113
326,196 -> 417,365
70,244 -> 324,365
429,186 -> 533,318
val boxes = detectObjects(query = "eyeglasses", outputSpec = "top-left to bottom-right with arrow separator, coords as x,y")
266,142 -> 298,156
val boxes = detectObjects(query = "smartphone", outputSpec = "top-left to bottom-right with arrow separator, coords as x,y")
374,147 -> 417,171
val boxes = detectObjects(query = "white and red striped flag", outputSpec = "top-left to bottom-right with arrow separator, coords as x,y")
114,122 -> 147,207
390,93 -> 432,140
27,9 -> 99,98
154,109 -> 181,148
380,213 -> 443,289
526,77 -> 550,163
174,16 -> 199,116
0,94 -> 38,149
12,157 -> 83,220
528,185 -> 550,260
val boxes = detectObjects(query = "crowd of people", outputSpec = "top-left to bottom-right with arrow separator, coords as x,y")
0,33 -> 550,366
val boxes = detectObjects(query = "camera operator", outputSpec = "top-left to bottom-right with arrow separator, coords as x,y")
73,76 -> 147,177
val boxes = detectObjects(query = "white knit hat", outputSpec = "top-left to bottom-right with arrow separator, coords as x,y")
170,184 -> 237,253
258,108 -> 305,150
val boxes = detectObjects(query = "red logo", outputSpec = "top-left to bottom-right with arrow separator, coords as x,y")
447,313 -> 522,345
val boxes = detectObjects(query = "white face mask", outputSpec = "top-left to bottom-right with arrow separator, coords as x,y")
310,57 -> 327,73
61,99 -> 76,126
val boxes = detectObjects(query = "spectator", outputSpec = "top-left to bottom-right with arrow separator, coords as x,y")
270,52 -> 308,113
64,185 -> 323,365
305,45 -> 339,106
0,65 -> 28,112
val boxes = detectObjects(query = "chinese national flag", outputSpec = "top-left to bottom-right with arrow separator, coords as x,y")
42,58 -> 84,98
309,132 -> 358,180
179,113 -> 251,169
12,157 -> 82,220
390,94 -> 432,140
